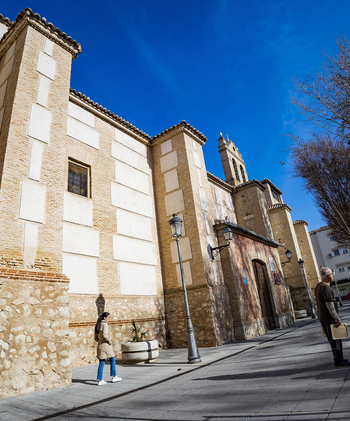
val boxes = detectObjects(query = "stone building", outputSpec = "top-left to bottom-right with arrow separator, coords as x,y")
0,9 -> 317,397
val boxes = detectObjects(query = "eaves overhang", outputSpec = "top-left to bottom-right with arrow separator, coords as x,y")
232,179 -> 266,193
152,120 -> 207,146
0,8 -> 81,59
214,221 -> 282,248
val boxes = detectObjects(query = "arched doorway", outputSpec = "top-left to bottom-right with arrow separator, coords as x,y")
252,260 -> 275,330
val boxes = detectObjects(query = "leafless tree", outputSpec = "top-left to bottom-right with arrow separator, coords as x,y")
292,36 -> 350,140
290,135 -> 350,245
290,36 -> 350,244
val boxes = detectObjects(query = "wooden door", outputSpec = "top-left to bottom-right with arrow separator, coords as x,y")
253,260 -> 275,330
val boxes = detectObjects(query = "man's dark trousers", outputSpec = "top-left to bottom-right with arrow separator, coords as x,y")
320,321 -> 343,363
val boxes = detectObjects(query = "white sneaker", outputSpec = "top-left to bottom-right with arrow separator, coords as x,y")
112,376 -> 122,382
98,380 -> 107,386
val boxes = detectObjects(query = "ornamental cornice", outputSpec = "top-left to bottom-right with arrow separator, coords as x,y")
268,203 -> 292,212
69,89 -> 151,144
152,120 -> 207,147
0,12 -> 27,58
0,8 -> 81,59
293,220 -> 308,226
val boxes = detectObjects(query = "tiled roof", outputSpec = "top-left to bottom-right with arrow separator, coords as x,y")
293,220 -> 308,226
0,14 -> 12,27
214,221 -> 282,248
232,179 -> 265,192
152,120 -> 207,144
70,89 -> 151,142
0,8 -> 81,58
269,203 -> 292,212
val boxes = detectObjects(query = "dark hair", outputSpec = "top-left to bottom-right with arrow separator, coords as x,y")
94,312 -> 110,334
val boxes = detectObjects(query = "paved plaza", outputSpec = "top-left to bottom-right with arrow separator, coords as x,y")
1,303 -> 350,421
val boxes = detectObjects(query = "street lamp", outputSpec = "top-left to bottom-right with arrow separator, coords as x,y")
208,226 -> 233,260
281,249 -> 292,266
298,259 -> 316,318
168,214 -> 201,363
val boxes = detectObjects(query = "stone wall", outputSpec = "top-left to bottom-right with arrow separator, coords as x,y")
164,286 -> 217,348
269,204 -> 304,289
0,269 -> 71,398
290,286 -> 314,314
68,294 -> 167,367
293,220 -> 320,290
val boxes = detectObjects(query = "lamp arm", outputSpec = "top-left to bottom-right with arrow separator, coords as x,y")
209,243 -> 230,259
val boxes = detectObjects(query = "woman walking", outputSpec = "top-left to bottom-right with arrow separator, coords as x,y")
94,312 -> 122,386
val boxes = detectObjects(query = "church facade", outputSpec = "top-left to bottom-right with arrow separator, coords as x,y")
0,9 -> 318,397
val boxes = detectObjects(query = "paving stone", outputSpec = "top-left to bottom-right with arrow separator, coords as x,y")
1,314 -> 350,420
332,398 -> 350,410
257,399 -> 300,413
294,398 -> 336,412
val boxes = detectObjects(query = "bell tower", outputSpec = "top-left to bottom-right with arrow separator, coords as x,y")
218,133 -> 248,187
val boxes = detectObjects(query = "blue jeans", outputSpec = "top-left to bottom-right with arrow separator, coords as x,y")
97,357 -> 117,380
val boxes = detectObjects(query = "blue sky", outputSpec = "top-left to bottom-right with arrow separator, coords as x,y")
3,1 -> 350,231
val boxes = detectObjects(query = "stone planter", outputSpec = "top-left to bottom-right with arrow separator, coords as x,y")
121,339 -> 159,364
294,310 -> 307,319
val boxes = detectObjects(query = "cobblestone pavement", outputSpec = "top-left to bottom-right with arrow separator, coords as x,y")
1,303 -> 350,421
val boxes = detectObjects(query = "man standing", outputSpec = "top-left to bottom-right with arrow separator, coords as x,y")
315,267 -> 349,367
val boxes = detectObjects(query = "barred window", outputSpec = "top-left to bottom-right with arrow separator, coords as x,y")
68,160 -> 90,197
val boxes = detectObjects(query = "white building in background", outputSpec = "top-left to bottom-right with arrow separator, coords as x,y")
310,226 -> 350,298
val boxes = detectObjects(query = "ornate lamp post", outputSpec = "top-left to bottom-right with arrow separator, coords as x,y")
168,214 -> 201,364
298,259 -> 316,318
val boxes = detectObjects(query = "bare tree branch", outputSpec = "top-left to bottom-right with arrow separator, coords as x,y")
289,135 -> 350,245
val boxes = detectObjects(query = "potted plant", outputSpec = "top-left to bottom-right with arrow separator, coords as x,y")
121,320 -> 159,364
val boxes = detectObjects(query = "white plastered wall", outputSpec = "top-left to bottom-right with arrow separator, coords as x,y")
111,130 -> 159,296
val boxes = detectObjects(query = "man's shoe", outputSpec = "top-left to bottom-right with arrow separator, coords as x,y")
112,376 -> 122,382
98,380 -> 107,386
342,359 -> 349,362
334,361 -> 350,367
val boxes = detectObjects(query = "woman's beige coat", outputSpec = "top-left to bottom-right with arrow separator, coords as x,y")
95,320 -> 115,360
